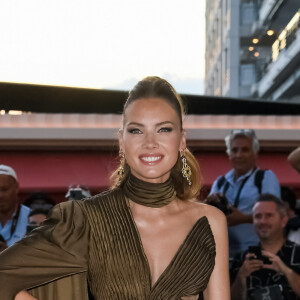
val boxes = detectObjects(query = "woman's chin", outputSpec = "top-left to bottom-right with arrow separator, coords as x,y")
131,171 -> 171,183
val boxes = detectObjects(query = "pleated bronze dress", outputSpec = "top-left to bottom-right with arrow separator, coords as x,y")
0,175 -> 216,300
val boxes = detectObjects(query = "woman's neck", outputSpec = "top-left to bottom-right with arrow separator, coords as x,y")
122,173 -> 176,208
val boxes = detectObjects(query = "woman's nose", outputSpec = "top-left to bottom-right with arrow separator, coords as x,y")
143,133 -> 158,148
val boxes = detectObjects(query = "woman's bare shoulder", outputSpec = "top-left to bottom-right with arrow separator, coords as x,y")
190,201 -> 227,229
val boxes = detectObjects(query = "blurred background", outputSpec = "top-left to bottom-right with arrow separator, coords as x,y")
0,0 -> 299,202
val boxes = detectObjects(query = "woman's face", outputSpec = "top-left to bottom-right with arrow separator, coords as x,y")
119,97 -> 186,183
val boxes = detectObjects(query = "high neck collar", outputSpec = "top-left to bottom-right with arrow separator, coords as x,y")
123,174 -> 176,208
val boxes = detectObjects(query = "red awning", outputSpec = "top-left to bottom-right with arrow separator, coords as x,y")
1,151 -> 117,192
1,151 -> 300,197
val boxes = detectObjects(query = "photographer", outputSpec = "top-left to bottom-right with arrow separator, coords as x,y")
230,194 -> 300,300
209,129 -> 280,260
0,165 -> 30,251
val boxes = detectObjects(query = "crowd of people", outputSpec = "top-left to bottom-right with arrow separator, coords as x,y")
0,168 -> 91,252
207,131 -> 300,300
0,76 -> 299,299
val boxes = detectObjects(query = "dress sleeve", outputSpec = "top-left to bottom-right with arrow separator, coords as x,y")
0,200 -> 90,300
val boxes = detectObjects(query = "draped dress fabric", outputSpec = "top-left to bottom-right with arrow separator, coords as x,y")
0,175 -> 216,300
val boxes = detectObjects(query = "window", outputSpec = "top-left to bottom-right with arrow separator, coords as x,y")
240,64 -> 256,86
241,3 -> 255,25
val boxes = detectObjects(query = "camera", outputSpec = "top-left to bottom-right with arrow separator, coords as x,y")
65,185 -> 91,201
69,189 -> 85,200
26,224 -> 40,235
205,193 -> 232,215
248,246 -> 272,264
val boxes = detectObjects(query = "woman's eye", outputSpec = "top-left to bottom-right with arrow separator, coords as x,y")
128,128 -> 142,134
159,127 -> 173,133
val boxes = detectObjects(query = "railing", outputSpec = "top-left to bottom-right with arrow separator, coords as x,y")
272,10 -> 300,61
258,0 -> 281,24
254,57 -> 273,81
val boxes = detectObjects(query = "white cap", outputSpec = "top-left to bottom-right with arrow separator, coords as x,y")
0,165 -> 18,181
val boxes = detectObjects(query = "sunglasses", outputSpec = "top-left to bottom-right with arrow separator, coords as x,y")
230,129 -> 256,137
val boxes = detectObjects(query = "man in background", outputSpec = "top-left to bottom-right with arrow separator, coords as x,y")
0,164 -> 30,251
231,194 -> 300,300
26,208 -> 50,235
210,129 -> 280,259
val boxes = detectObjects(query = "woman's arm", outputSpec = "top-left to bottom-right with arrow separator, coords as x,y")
0,201 -> 89,300
15,291 -> 37,300
203,206 -> 230,300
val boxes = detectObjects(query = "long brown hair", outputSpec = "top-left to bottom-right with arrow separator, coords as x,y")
110,76 -> 202,200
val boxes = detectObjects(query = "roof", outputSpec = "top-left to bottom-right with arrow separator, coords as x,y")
0,113 -> 299,151
1,82 -> 300,115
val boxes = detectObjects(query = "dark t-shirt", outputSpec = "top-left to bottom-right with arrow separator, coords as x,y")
230,240 -> 300,300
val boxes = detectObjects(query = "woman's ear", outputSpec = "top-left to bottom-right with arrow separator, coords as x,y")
180,129 -> 187,150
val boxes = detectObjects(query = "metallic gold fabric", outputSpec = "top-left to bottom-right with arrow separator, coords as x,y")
0,180 -> 215,300
123,174 -> 176,207
0,200 -> 89,300
29,273 -> 88,300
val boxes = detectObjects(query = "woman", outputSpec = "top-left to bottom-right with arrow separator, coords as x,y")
0,76 -> 229,300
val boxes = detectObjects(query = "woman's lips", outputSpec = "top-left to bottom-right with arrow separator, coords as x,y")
139,155 -> 164,165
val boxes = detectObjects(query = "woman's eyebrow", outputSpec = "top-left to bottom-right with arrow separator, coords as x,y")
126,121 -> 174,127
156,121 -> 174,126
126,122 -> 144,127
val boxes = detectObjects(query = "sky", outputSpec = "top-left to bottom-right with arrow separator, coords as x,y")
0,1 -> 206,95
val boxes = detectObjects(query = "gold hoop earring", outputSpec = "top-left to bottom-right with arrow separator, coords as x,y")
181,150 -> 192,186
117,150 -> 125,184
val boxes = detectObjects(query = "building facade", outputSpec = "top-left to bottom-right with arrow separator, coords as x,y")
205,0 -> 300,101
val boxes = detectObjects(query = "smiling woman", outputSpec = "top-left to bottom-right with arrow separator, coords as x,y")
119,98 -> 185,183
111,77 -> 202,201
0,77 -> 229,300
